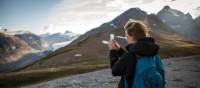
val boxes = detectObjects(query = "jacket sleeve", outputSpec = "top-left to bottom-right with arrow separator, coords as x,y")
109,48 -> 125,67
110,51 -> 137,76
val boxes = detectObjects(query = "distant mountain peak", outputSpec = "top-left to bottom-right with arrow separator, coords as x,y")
127,7 -> 142,12
163,5 -> 171,10
194,16 -> 200,29
195,16 -> 200,19
160,5 -> 185,17
64,30 -> 72,33
111,7 -> 147,27
158,6 -> 200,41
123,8 -> 147,16
185,13 -> 193,19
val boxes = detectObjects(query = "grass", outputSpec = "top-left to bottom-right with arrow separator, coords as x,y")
0,63 -> 109,88
159,46 -> 200,58
0,53 -> 110,88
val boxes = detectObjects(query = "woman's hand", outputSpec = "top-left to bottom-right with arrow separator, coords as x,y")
108,39 -> 120,50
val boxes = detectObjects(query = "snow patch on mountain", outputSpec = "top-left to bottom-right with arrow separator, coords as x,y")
41,31 -> 80,51
52,38 -> 77,51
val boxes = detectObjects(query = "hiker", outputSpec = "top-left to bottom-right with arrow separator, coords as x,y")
108,19 -> 165,88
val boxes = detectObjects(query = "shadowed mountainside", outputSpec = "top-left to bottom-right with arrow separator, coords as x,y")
0,30 -> 79,72
157,6 -> 200,41
0,32 -> 32,64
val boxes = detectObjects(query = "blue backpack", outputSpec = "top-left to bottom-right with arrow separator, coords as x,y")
125,55 -> 165,88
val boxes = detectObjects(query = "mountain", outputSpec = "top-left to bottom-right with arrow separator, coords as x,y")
146,14 -> 175,32
157,6 -> 200,41
15,32 -> 45,50
0,29 -> 80,72
111,8 -> 147,28
194,16 -> 200,29
40,30 -> 79,51
0,32 -> 31,64
24,7 -> 200,70
41,31 -> 78,44
0,31 -> 53,72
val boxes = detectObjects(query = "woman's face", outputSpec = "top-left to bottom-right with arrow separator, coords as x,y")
125,31 -> 137,44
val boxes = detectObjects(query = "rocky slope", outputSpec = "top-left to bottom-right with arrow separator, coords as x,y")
0,32 -> 52,72
157,6 -> 200,41
22,56 -> 200,88
194,16 -> 200,29
15,32 -> 45,50
0,32 -> 32,64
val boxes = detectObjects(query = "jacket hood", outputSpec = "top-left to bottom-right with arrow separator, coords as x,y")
126,37 -> 159,56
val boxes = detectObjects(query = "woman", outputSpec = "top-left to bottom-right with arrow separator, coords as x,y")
108,19 -> 165,88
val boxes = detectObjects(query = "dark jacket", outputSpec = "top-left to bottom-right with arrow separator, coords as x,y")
109,37 -> 159,88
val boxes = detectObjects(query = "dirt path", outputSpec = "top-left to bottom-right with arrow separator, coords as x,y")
22,56 -> 200,88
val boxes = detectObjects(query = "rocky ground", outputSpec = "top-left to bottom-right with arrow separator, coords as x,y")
22,55 -> 200,88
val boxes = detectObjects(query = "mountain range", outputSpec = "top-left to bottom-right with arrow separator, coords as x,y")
157,6 -> 200,41
0,30 -> 79,72
0,32 -> 32,64
40,31 -> 79,51
24,6 -> 200,70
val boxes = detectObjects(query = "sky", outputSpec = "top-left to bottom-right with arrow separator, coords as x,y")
0,0 -> 200,34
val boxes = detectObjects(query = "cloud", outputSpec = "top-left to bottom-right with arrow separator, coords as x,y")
41,24 -> 54,34
46,0 -> 200,34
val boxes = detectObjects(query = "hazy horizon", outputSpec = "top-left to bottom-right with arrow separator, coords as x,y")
1,0 -> 200,34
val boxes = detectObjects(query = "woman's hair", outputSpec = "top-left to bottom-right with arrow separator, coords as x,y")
124,19 -> 150,39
